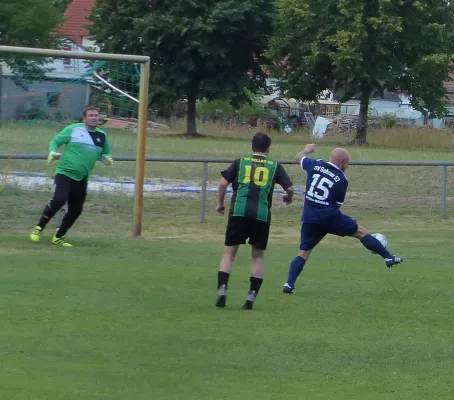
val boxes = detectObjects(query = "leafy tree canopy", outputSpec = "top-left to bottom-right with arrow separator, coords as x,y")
269,0 -> 454,143
0,0 -> 64,80
52,0 -> 72,13
89,0 -> 273,135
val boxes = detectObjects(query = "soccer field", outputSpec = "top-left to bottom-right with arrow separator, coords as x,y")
1,125 -> 454,398
1,187 -> 454,399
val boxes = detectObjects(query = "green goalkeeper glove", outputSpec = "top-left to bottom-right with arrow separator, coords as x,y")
102,155 -> 114,166
47,151 -> 61,163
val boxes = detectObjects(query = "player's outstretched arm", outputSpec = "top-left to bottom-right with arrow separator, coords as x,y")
216,178 -> 230,214
47,126 -> 72,162
295,143 -> 316,163
49,126 -> 71,152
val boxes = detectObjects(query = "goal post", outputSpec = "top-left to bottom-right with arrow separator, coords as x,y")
0,45 -> 150,237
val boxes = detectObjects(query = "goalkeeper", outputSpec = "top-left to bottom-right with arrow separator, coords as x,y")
29,106 -> 113,247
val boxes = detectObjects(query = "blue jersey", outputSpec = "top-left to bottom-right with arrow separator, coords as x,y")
301,157 -> 348,223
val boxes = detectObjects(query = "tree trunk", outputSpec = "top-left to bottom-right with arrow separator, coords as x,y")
423,112 -> 429,125
185,92 -> 198,136
355,88 -> 372,145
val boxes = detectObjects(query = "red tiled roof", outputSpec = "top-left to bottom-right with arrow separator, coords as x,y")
59,0 -> 96,45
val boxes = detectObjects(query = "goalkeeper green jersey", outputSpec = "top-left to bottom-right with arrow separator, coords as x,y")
49,123 -> 112,181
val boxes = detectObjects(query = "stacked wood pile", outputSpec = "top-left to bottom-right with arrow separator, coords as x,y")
324,114 -> 382,135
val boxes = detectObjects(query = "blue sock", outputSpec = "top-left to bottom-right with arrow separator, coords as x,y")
286,256 -> 306,287
360,234 -> 392,258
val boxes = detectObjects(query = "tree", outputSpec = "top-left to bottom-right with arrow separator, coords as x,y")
89,0 -> 273,136
269,0 -> 454,144
52,0 -> 72,12
1,0 -> 64,80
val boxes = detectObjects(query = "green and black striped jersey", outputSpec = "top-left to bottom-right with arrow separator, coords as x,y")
221,154 -> 293,223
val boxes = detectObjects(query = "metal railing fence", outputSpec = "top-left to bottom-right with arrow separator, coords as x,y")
1,154 -> 452,222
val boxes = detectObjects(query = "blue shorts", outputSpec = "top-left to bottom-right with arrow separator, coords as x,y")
300,213 -> 358,251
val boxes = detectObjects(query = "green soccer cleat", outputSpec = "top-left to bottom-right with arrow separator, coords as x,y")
30,226 -> 43,242
52,235 -> 73,247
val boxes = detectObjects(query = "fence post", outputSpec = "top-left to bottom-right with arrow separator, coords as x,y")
200,162 -> 208,222
442,166 -> 448,217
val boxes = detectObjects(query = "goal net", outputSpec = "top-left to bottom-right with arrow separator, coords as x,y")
0,45 -> 150,235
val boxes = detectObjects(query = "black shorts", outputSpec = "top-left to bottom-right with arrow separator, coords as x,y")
224,216 -> 270,250
52,173 -> 88,206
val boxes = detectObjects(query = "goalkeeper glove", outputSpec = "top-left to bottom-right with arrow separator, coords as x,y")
102,155 -> 114,166
47,152 -> 61,163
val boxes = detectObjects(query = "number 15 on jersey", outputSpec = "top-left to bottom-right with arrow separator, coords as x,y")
307,173 -> 334,201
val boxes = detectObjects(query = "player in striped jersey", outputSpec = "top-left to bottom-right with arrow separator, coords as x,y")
215,132 -> 294,310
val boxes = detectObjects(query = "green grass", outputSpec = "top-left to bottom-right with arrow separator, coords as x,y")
1,125 -> 454,398
1,224 -> 454,399
1,185 -> 454,399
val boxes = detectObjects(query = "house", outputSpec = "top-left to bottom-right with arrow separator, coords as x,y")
340,91 -> 446,127
0,0 -> 95,122
59,0 -> 96,49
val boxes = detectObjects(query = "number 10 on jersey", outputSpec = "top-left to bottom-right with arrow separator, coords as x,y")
243,166 -> 269,187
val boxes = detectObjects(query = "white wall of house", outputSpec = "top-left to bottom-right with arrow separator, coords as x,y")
46,41 -> 90,79
340,99 -> 446,127
1,40 -> 90,80
0,39 -> 91,122
82,37 -> 98,50
340,100 -> 407,116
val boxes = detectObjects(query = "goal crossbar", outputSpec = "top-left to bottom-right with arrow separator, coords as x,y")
0,45 -> 149,63
0,45 -> 150,237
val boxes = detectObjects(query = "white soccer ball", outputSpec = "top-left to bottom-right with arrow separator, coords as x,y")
371,233 -> 388,249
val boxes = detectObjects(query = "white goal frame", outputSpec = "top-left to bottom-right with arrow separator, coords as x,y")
0,45 -> 150,237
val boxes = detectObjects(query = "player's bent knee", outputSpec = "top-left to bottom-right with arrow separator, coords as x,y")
298,250 -> 311,260
251,247 -> 265,259
68,204 -> 83,217
353,225 -> 368,238
49,198 -> 66,209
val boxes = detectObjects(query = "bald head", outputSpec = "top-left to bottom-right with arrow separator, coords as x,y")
330,148 -> 351,171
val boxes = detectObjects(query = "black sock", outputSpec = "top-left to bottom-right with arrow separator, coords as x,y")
37,205 -> 59,230
55,204 -> 83,238
56,213 -> 74,238
217,271 -> 230,289
249,276 -> 263,294
55,227 -> 68,238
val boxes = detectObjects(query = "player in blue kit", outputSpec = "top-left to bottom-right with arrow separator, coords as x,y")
283,144 -> 403,294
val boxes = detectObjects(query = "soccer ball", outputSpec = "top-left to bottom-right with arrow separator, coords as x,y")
371,233 -> 388,249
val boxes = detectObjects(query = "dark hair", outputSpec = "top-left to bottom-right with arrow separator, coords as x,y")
251,132 -> 272,153
83,106 -> 99,117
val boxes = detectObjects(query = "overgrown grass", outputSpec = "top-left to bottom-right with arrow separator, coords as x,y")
156,121 -> 454,150
1,122 -> 454,216
3,120 -> 454,152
